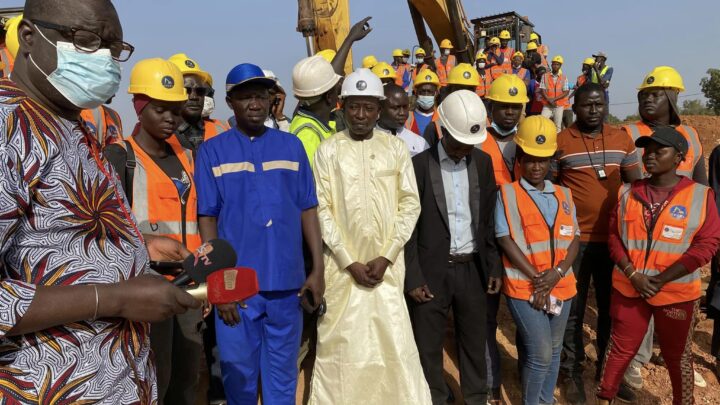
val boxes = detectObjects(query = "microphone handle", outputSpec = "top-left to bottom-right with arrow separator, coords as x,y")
172,272 -> 192,286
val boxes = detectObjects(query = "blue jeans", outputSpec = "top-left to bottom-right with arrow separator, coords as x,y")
507,296 -> 573,405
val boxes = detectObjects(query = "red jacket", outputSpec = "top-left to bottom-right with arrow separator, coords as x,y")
608,177 -> 720,273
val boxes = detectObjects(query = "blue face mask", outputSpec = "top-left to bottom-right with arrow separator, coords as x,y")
491,121 -> 517,137
416,95 -> 435,110
30,26 -> 121,109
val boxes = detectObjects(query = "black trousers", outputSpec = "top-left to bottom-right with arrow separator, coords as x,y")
410,260 -> 488,405
708,259 -> 720,359
561,242 -> 613,376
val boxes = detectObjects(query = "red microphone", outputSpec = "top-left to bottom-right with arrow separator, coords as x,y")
186,267 -> 259,304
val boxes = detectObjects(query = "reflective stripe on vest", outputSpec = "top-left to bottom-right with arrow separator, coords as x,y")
613,182 -> 709,305
500,181 -> 577,300
478,135 -> 519,185
435,55 -> 456,86
204,119 -> 230,141
125,137 -> 201,252
0,47 -> 14,78
622,122 -> 702,178
513,67 -> 528,82
542,72 -> 568,107
80,106 -> 124,150
476,72 -> 493,97
490,65 -> 510,80
498,47 -> 514,70
591,65 -> 610,84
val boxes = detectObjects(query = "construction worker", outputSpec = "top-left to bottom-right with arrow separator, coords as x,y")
540,56 -> 569,132
428,63 -> 480,144
104,58 -> 202,405
486,37 -> 508,79
412,47 -> 430,84
406,70 -> 440,138
529,32 -> 549,67
436,38 -> 457,87
497,30 -> 515,71
568,58 -> 596,101
597,128 -> 720,405
377,83 -> 429,156
622,66 -> 707,183
475,52 -> 494,103
168,53 -> 229,152
591,51 -> 613,103
0,14 -> 21,78
511,51 -> 530,86
372,61 -> 398,85
392,48 -> 412,91
406,90 -> 499,405
524,41 -> 544,71
290,55 -> 342,166
261,69 -> 290,132
362,54 -> 378,69
527,66 -> 547,116
496,116 -> 579,405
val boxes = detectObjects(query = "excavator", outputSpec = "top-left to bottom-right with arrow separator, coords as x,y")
296,0 -> 542,73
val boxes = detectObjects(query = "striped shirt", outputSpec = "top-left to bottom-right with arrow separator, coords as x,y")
552,124 -> 639,242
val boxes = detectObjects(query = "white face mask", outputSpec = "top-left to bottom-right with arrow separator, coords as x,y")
477,62 -> 486,69
443,49 -> 451,56
202,96 -> 215,118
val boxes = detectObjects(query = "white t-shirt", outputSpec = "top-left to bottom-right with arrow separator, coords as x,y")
376,126 -> 430,157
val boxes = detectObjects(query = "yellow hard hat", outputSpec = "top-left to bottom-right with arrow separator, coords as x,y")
415,48 -> 426,57
128,58 -> 188,102
168,53 -> 213,86
551,55 -> 564,64
637,66 -> 685,92
499,30 -> 511,40
475,51 -> 487,61
526,42 -> 538,51
402,49 -> 411,56
448,63 -> 480,87
4,14 -> 22,59
513,51 -> 524,60
516,115 -> 558,157
362,55 -> 379,69
414,70 -> 440,88
529,32 -> 539,42
392,48 -> 404,57
486,74 -> 529,104
371,62 -> 397,80
582,57 -> 596,66
440,38 -> 453,49
489,37 -> 501,46
316,49 -> 336,63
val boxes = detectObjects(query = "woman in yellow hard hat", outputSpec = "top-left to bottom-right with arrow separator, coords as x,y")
495,115 -> 579,405
104,58 -> 204,405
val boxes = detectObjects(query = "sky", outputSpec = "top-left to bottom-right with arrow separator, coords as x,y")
5,0 -> 719,125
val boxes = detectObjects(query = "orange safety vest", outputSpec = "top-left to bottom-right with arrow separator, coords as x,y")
497,46 -> 515,70
542,72 -> 569,107
576,74 -> 589,88
203,118 -> 230,141
612,182 -> 709,305
478,134 -> 521,185
622,122 -> 702,178
500,181 -> 578,300
411,64 -> 432,85
405,109 -> 439,136
475,71 -> 494,98
124,137 -> 201,252
513,67 -> 529,82
538,44 -> 549,58
80,105 -> 124,150
394,63 -> 411,90
489,64 -> 511,80
434,55 -> 456,87
0,46 -> 14,78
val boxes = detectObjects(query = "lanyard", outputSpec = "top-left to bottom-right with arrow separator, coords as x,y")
579,130 -> 606,170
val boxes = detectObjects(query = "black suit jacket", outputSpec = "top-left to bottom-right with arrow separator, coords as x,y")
405,143 -> 503,293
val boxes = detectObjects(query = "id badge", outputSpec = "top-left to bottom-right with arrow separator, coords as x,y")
596,167 -> 607,180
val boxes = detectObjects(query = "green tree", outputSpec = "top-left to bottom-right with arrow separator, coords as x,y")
606,114 -> 622,124
624,114 -> 641,122
680,99 -> 713,115
700,68 -> 720,114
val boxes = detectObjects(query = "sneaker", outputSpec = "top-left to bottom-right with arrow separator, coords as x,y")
623,364 -> 643,390
694,370 -> 707,388
616,383 -> 637,403
561,375 -> 586,404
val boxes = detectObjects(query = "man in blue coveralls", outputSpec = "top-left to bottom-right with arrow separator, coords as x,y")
194,63 -> 325,404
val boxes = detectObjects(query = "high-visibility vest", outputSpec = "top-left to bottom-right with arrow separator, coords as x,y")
434,55 -> 456,87
538,44 -> 549,57
613,182 -> 709,305
405,109 -> 439,136
123,137 -> 201,252
490,64 -> 511,80
203,118 -> 230,141
411,64 -> 432,85
475,71 -> 494,98
393,63 -> 412,91
500,181 -> 578,300
290,110 -> 336,166
542,72 -> 569,107
576,74 -> 589,88
478,134 -> 521,185
591,65 -> 610,84
513,67 -> 529,82
80,105 -> 124,150
0,46 -> 14,78
622,122 -> 702,178
497,46 -> 515,70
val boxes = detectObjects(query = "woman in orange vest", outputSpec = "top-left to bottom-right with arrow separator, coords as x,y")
597,128 -> 720,405
496,116 -> 579,405
104,58 -> 204,405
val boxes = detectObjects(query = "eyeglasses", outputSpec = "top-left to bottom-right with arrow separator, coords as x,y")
185,87 -> 211,97
31,19 -> 135,62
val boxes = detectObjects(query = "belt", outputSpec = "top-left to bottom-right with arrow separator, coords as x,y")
448,253 -> 474,264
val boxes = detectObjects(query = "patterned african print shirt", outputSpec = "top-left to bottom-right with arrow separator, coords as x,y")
0,79 -> 156,404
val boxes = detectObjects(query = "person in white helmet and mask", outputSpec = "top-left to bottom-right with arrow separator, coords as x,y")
309,68 -> 431,405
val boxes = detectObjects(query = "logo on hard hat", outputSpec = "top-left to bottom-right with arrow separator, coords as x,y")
425,75 -> 432,81
161,76 -> 175,89
383,69 -> 390,75
185,60 -> 195,68
535,135 -> 546,144
356,80 -> 367,91
508,87 -> 518,96
646,76 -> 655,85
463,71 -> 471,80
470,124 -> 481,134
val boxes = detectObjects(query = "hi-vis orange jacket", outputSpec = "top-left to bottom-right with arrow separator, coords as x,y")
541,72 -> 569,107
434,55 -> 456,87
80,105 -> 123,150
622,122 -> 702,178
478,133 -> 521,186
475,71 -> 494,98
612,182 -> 709,305
500,181 -> 578,300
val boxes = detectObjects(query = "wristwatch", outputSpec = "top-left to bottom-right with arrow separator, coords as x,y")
555,266 -> 565,278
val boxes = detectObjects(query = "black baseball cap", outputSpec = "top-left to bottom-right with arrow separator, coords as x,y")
635,127 -> 688,156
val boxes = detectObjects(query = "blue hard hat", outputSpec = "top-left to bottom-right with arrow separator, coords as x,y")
225,63 -> 277,93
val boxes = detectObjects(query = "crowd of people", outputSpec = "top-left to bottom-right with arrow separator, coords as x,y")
1,2 -> 720,405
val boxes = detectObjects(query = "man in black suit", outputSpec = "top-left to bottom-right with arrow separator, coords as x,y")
406,90 -> 503,405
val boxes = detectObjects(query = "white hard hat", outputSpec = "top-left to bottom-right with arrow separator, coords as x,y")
292,56 -> 341,98
263,69 -> 284,92
340,68 -> 386,100
438,90 -> 487,145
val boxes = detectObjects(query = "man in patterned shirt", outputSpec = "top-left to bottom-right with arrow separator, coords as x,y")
0,0 -> 199,403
